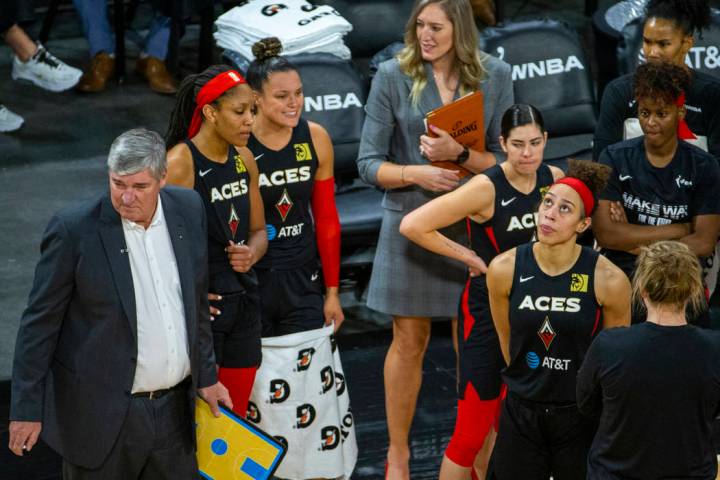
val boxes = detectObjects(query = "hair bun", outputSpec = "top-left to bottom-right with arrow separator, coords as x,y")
252,37 -> 283,62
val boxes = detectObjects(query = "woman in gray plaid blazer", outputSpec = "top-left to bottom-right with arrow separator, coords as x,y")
355,0 -> 513,477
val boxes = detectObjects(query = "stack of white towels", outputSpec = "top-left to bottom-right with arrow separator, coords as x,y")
215,0 -> 353,61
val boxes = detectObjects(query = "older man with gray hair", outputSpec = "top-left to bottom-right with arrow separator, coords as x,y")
8,128 -> 231,479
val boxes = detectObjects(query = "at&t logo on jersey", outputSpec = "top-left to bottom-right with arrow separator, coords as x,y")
507,212 -> 538,232
210,180 -> 248,203
526,351 -> 572,371
518,295 -> 581,312
259,166 -> 312,187
294,143 -> 313,162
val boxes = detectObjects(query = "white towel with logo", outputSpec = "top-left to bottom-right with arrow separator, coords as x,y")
214,0 -> 353,60
247,325 -> 357,479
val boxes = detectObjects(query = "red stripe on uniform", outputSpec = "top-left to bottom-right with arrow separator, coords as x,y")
590,307 -> 601,337
484,226 -> 500,254
461,278 -> 475,341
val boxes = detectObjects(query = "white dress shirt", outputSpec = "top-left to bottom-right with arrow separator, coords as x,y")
122,197 -> 191,393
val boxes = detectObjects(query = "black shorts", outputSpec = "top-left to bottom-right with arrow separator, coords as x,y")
489,393 -> 597,480
209,283 -> 262,368
457,276 -> 505,400
256,259 -> 325,337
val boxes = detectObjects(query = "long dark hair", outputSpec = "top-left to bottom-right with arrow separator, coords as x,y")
500,104 -> 545,138
645,0 -> 712,36
164,64 -> 235,147
246,37 -> 298,92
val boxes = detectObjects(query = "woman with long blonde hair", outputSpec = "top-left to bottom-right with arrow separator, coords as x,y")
356,0 -> 513,478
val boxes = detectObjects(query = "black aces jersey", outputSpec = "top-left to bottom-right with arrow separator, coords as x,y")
599,137 -> 720,276
247,119 -> 318,270
504,244 -> 601,404
186,140 -> 251,293
470,164 -> 554,265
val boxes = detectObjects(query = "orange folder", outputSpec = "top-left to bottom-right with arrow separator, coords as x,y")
424,91 -> 485,178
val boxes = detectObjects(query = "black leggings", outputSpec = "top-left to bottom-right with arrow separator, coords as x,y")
0,0 -> 18,35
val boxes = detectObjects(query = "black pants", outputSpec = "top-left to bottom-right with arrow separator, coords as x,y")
256,260 -> 325,337
62,385 -> 197,480
490,393 -> 597,480
0,0 -> 18,35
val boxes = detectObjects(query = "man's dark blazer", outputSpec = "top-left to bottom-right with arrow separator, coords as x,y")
10,186 -> 216,469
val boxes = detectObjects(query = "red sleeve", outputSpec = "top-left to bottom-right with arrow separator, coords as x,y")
311,177 -> 341,288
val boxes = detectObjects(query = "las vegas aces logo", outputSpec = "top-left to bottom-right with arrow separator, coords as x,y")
269,379 -> 290,403
296,404 -> 316,429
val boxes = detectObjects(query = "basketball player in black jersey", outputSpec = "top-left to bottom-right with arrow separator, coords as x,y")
401,104 -> 563,480
164,65 -> 268,418
594,61 -> 720,325
245,37 -> 343,336
486,161 -> 631,479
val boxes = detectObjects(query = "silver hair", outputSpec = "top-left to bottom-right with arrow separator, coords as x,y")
107,128 -> 167,180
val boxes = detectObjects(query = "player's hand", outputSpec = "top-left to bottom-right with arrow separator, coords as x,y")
208,293 -> 222,321
420,125 -> 464,162
198,382 -> 233,418
8,421 -> 41,457
405,165 -> 460,193
226,241 -> 253,273
467,254 -> 488,277
323,290 -> 345,332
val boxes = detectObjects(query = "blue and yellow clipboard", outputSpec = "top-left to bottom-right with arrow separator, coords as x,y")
195,398 -> 286,480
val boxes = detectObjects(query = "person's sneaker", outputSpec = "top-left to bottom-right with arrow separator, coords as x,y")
0,105 -> 24,132
11,44 -> 82,92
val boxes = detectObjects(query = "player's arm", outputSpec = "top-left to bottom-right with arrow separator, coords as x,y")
678,214 -> 720,257
309,121 -> 344,331
166,143 -> 195,189
487,249 -> 517,365
239,146 -> 267,266
594,255 -> 631,329
593,199 -> 691,252
576,333 -> 605,418
400,174 -> 495,276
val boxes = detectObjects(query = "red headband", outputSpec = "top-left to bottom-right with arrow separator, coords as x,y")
675,92 -> 697,140
187,70 -> 246,139
552,177 -> 595,216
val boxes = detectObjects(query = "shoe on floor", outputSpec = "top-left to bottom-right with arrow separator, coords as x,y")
135,56 -> 178,95
0,105 -> 24,133
76,52 -> 115,93
12,43 -> 83,92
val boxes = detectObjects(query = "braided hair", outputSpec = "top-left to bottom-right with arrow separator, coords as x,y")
164,64 -> 236,148
645,0 -> 712,36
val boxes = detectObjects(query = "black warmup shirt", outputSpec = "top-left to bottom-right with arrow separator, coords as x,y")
577,322 -> 720,479
247,119 -> 318,270
504,243 -> 601,404
593,70 -> 720,162
598,137 -> 720,277
469,164 -> 554,264
187,140 -> 251,293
